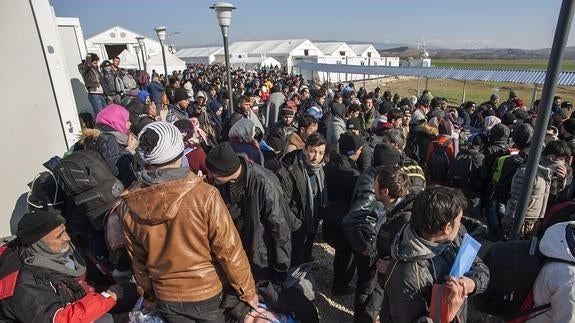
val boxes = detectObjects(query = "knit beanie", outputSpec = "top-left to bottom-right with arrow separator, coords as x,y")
205,142 -> 241,176
346,117 -> 362,131
17,209 -> 66,246
174,88 -> 189,103
138,121 -> 185,165
339,132 -> 363,156
96,104 -> 130,135
372,143 -> 401,167
138,90 -> 151,104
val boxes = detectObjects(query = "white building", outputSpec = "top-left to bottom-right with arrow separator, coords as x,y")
85,26 -> 162,66
314,42 -> 356,58
214,39 -> 324,73
176,47 -> 223,65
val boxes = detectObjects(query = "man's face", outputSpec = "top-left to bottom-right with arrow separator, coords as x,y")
392,118 -> 403,128
440,100 -> 448,109
303,144 -> 326,166
318,96 -> 326,106
42,224 -> 71,254
445,211 -> 463,242
197,96 -> 206,105
240,100 -> 252,113
365,99 -> 374,109
174,81 -> 181,88
300,123 -> 318,141
178,99 -> 190,109
112,58 -> 120,68
148,101 -> 157,117
282,115 -> 294,126
403,114 -> 411,126
211,167 -> 241,185
301,90 -> 310,100
555,98 -> 562,106
90,60 -> 99,69
209,89 -> 217,97
373,175 -> 386,203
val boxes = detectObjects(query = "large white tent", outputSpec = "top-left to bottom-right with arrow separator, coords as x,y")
117,49 -> 139,69
176,47 -> 223,64
145,50 -> 186,75
314,42 -> 356,58
85,26 -> 162,64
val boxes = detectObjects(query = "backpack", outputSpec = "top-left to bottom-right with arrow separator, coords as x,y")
473,238 -> 575,322
54,150 -> 124,230
491,152 -> 526,202
400,162 -> 426,194
447,149 -> 481,191
427,139 -> 452,182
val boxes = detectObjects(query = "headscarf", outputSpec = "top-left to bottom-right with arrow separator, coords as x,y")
228,118 -> 256,143
95,104 -> 130,135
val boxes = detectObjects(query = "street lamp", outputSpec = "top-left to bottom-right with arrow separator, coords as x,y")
136,36 -> 146,72
154,26 -> 169,81
134,45 -> 142,70
210,2 -> 236,118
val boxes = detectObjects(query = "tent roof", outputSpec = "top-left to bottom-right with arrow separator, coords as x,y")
227,39 -> 310,55
176,47 -> 223,58
146,50 -> 186,66
117,49 -> 139,68
86,26 -> 158,46
314,42 -> 351,55
297,61 -> 575,86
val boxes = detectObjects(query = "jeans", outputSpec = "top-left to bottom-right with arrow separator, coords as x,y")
157,293 -> 224,323
88,93 -> 107,116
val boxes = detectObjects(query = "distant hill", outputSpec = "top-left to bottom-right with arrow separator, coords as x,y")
378,46 -> 575,60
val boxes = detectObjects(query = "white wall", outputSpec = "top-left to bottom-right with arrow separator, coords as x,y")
0,0 -> 81,236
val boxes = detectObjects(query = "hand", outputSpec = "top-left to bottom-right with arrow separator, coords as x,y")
246,294 -> 260,310
127,133 -> 139,153
376,258 -> 389,274
445,276 -> 476,295
444,279 -> 466,322
107,284 -> 124,300
556,164 -> 567,179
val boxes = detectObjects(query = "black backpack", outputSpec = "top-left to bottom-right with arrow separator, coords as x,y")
473,238 -> 575,321
491,152 -> 525,202
427,139 -> 452,182
447,149 -> 481,192
54,150 -> 124,230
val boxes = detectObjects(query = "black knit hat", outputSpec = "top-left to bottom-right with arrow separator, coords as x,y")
174,88 -> 189,103
346,117 -> 362,131
563,118 -> 575,134
206,142 -> 241,176
373,143 -> 401,167
339,132 -> 363,156
16,210 -> 66,246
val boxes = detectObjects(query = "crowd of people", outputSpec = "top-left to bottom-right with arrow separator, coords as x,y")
4,54 -> 575,323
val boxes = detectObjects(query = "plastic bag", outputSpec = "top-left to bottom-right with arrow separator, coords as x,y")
128,298 -> 165,323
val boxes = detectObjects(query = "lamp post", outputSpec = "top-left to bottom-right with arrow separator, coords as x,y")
210,2 -> 236,118
136,36 -> 146,72
154,26 -> 169,81
134,45 -> 142,70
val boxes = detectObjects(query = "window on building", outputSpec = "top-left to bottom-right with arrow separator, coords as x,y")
367,52 -> 372,58
340,51 -> 345,56
304,49 -> 309,56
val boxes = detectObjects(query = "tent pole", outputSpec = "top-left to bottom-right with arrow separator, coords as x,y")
511,0 -> 575,240
462,80 -> 467,104
530,84 -> 539,110
416,76 -> 421,96
425,77 -> 429,91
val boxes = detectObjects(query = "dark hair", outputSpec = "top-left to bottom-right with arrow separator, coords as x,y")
387,108 -> 403,122
237,95 -> 250,105
554,95 -> 562,101
298,114 -> 318,130
375,166 -> 410,199
383,91 -> 392,100
411,186 -> 468,236
438,120 -> 452,136
78,112 -> 95,129
305,132 -> 326,148
464,101 -> 476,110
542,139 -> 571,159
312,88 -> 326,99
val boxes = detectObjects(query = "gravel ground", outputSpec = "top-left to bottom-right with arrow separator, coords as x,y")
311,241 -> 502,323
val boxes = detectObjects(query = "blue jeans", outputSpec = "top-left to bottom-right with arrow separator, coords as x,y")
88,93 -> 107,116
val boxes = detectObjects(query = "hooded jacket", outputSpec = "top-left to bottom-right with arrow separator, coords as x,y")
326,103 -> 346,151
265,91 -> 286,128
405,124 -> 438,166
483,123 -> 510,174
121,171 -> 257,303
528,222 -> 575,323
383,224 -> 490,323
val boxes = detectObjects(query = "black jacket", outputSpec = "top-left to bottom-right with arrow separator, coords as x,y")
482,123 -> 510,176
341,166 -> 381,255
216,159 -> 291,282
376,194 -> 416,260
323,152 -> 360,247
406,125 -> 437,166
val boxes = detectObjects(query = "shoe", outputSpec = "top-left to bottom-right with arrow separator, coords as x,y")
112,269 -> 132,279
331,285 -> 355,296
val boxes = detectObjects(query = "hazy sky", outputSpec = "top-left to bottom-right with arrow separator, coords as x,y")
50,0 -> 575,50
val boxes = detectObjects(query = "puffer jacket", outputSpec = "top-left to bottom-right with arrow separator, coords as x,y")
341,166 -> 382,255
528,222 -> 575,323
326,116 -> 346,152
121,171 -> 257,303
405,124 -> 438,166
265,91 -> 286,128
383,224 -> 490,323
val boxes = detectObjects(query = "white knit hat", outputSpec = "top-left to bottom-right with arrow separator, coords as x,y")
138,121 -> 184,165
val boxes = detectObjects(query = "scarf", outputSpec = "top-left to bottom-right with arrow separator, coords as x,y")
23,240 -> 86,277
300,151 -> 327,219
139,167 -> 190,187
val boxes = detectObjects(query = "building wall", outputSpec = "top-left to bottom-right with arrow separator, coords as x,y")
1,0 -> 80,236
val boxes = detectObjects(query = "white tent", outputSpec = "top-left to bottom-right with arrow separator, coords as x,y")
117,49 -> 139,69
145,49 -> 186,75
176,47 -> 223,64
314,42 -> 356,58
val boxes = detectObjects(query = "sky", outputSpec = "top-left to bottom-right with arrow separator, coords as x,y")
50,0 -> 575,50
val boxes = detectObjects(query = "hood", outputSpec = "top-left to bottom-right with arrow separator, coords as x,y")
392,224 -> 451,262
121,171 -> 201,225
228,118 -> 255,143
539,221 -> 575,262
488,123 -> 510,144
412,123 -> 438,136
331,103 -> 346,119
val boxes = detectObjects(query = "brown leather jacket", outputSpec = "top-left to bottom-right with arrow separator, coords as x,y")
121,172 -> 256,303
